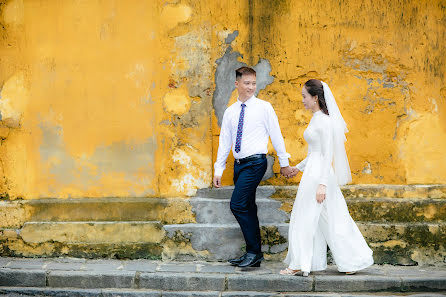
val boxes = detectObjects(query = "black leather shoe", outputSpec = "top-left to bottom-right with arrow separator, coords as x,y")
237,253 -> 264,268
228,253 -> 247,266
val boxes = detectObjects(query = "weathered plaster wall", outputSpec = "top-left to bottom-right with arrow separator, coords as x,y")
214,0 -> 446,186
0,0 -> 445,199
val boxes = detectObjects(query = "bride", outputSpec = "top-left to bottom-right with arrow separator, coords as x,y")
280,79 -> 374,276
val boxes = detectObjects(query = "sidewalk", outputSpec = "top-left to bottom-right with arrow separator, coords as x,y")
0,257 -> 445,296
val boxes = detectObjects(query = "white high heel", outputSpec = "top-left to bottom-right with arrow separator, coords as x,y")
302,271 -> 309,277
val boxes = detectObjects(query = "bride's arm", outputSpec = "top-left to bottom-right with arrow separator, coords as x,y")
295,157 -> 308,172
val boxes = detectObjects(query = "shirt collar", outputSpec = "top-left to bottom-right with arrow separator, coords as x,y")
237,95 -> 256,107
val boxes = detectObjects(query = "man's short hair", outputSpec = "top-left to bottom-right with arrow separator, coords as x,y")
236,67 -> 256,80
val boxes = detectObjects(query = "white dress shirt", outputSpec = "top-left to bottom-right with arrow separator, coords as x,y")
214,96 -> 290,176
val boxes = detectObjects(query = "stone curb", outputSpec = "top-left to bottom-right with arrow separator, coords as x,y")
1,287 -> 445,297
0,269 -> 46,287
1,269 -> 445,293
47,271 -> 136,289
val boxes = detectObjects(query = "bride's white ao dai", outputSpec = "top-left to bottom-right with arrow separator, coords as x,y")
284,110 -> 374,273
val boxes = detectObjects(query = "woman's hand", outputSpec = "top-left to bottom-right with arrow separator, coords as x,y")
316,184 -> 326,204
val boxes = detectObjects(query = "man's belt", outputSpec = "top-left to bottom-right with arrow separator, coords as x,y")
235,154 -> 266,164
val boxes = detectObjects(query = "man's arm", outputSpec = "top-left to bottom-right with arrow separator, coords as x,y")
265,103 -> 292,176
213,111 -> 232,187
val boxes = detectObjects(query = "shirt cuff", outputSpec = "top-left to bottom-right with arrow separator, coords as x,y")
278,157 -> 290,168
214,167 -> 224,177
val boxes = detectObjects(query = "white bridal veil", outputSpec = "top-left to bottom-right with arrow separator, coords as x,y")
321,81 -> 352,185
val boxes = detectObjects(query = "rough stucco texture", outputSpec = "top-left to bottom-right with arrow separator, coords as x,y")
0,0 -> 445,199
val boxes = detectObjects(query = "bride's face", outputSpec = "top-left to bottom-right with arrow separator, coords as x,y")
302,86 -> 317,110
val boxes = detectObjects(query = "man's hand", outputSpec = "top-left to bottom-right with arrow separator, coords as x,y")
280,166 -> 298,178
213,175 -> 222,188
316,184 -> 326,203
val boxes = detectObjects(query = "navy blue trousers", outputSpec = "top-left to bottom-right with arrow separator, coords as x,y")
230,157 -> 267,255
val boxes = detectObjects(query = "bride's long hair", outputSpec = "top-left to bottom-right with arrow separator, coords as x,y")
304,79 -> 329,115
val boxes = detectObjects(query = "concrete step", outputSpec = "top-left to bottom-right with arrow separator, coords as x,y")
0,198 -> 195,228
2,196 -> 443,232
196,185 -> 446,199
20,221 -> 165,244
1,221 -> 445,264
191,197 -> 445,224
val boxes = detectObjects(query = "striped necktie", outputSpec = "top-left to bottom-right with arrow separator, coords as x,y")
234,103 -> 246,153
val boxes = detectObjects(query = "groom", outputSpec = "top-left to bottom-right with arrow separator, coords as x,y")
213,66 -> 295,267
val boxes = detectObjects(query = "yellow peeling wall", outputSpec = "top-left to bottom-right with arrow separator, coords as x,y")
0,0 -> 444,199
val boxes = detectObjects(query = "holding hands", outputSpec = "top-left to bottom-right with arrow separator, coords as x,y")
280,166 -> 299,178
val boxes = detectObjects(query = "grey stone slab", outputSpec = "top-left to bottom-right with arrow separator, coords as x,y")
198,264 -> 236,273
0,287 -> 102,297
314,275 -> 401,292
227,274 -> 313,292
235,266 -> 273,275
157,263 -> 197,272
340,295 -> 446,297
221,292 -> 278,297
51,257 -> 87,263
401,276 -> 446,291
139,272 -> 225,291
48,270 -> 135,289
122,261 -> 158,272
82,259 -> 124,271
280,293 -> 342,297
46,261 -> 85,270
6,259 -> 49,269
0,258 -> 12,268
162,292 -> 220,297
102,289 -> 161,297
0,269 -> 46,287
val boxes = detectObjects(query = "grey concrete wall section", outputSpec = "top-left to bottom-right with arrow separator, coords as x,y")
190,197 -> 289,224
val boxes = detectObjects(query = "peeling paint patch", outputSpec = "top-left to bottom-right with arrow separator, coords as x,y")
171,171 -> 209,197
225,30 -> 239,44
212,46 -> 245,126
212,36 -> 275,126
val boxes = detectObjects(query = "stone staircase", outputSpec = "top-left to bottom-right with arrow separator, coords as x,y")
0,185 -> 445,266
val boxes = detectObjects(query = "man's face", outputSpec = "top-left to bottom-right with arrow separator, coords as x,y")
235,74 -> 256,100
